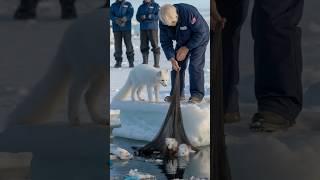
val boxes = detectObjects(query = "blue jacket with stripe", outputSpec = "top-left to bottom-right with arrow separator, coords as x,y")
136,0 -> 160,30
110,0 -> 134,32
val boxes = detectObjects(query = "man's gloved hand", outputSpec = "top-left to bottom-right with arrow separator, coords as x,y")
121,17 -> 127,23
176,46 -> 189,61
115,18 -> 122,25
170,58 -> 180,71
147,14 -> 152,19
140,15 -> 146,20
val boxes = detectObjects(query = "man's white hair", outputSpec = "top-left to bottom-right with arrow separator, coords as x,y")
159,4 -> 178,26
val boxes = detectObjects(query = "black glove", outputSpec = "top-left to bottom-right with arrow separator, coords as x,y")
140,15 -> 146,20
115,18 -> 122,25
121,17 -> 127,22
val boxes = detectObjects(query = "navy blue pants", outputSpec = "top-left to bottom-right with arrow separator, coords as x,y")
170,43 -> 208,99
216,0 -> 304,122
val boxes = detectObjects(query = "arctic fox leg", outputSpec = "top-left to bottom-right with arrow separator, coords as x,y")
85,73 -> 107,125
137,85 -> 145,101
147,86 -> 153,102
154,85 -> 160,102
68,75 -> 90,126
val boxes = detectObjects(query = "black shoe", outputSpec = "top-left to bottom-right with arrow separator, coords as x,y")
114,62 -> 121,68
249,111 -> 292,132
164,96 -> 185,102
14,8 -> 36,20
188,96 -> 203,104
61,6 -> 77,19
224,112 -> 240,124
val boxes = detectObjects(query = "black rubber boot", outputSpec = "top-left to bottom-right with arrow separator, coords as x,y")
142,53 -> 148,64
60,0 -> 77,19
114,58 -> 122,68
153,53 -> 160,68
14,0 -> 38,20
128,56 -> 134,68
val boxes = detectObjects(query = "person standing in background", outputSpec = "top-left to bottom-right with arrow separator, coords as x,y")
14,0 -> 77,20
110,0 -> 135,68
136,0 -> 161,68
212,0 -> 304,132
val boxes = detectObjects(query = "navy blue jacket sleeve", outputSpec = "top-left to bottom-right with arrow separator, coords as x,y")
147,3 -> 159,21
110,5 -> 117,22
186,13 -> 208,50
160,22 -> 175,61
136,6 -> 144,22
125,3 -> 134,21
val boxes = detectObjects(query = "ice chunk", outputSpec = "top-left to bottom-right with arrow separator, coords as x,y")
110,144 -> 133,160
126,169 -> 156,180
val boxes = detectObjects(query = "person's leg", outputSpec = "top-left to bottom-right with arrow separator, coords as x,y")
59,0 -> 77,19
140,30 -> 150,64
216,0 -> 250,113
113,31 -> 123,68
188,44 -> 207,100
150,30 -> 161,68
252,0 -> 304,124
123,31 -> 135,67
14,0 -> 39,19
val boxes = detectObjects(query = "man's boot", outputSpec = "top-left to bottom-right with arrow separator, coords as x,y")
142,53 -> 148,64
128,56 -> 134,68
60,0 -> 77,19
14,0 -> 38,20
114,58 -> 122,68
153,53 -> 160,68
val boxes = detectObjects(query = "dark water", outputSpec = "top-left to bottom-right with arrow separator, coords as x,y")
110,137 -> 210,180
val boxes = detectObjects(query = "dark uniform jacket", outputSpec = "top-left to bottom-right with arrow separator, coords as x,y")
160,3 -> 209,60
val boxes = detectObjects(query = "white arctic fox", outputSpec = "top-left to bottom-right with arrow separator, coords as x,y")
113,64 -> 169,102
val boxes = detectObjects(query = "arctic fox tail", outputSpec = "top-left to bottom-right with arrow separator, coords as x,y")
112,78 -> 132,101
7,61 -> 71,125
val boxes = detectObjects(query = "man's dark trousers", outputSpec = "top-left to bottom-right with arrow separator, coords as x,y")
216,0 -> 249,114
114,31 -> 135,63
217,0 -> 304,122
170,43 -> 207,99
140,30 -> 161,65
